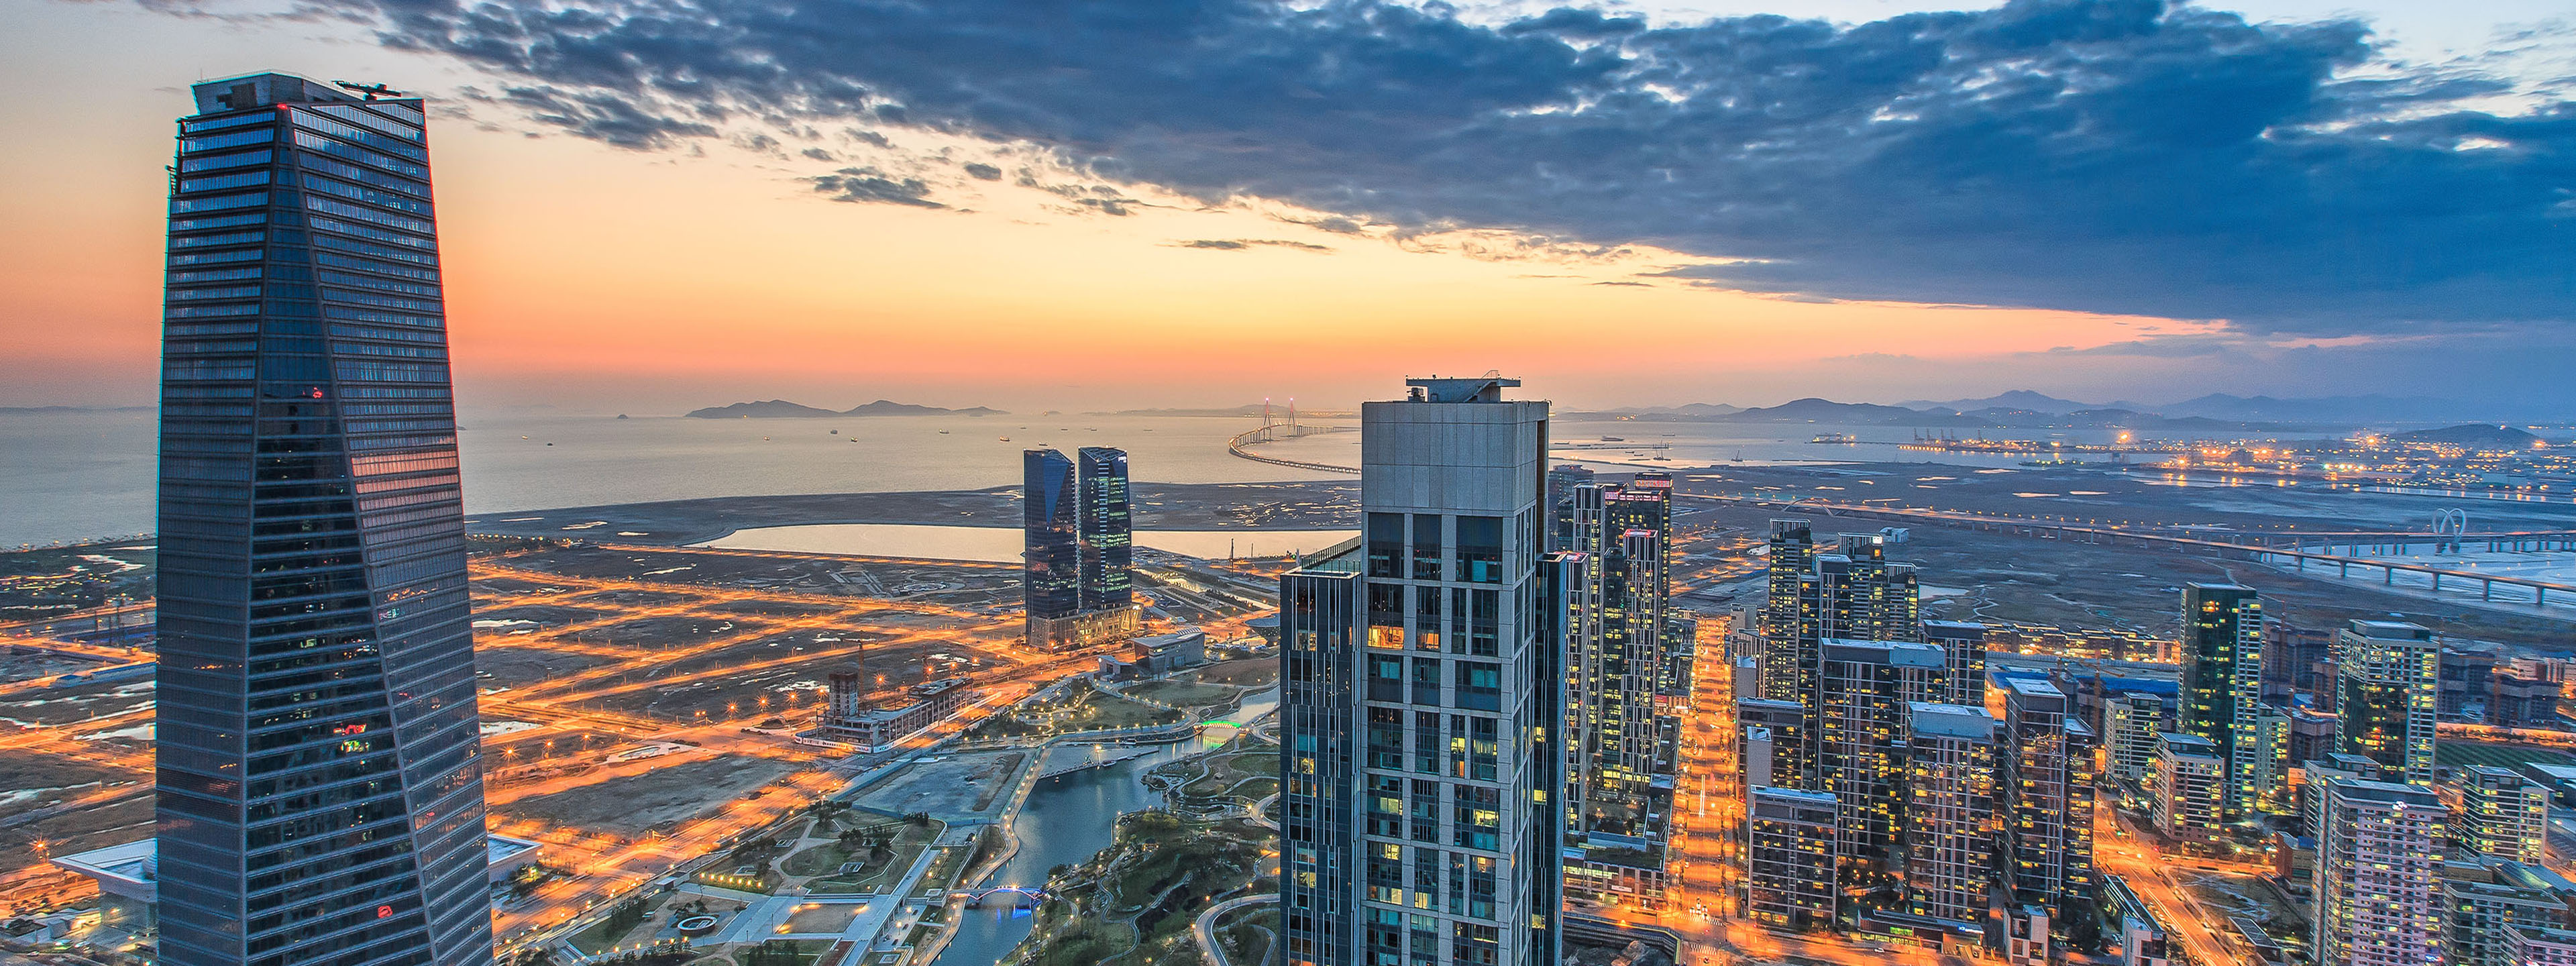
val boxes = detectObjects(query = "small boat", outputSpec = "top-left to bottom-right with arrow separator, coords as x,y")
938,430 -> 950,434
1809,433 -> 1857,444
999,437 -> 1011,442
1731,449 -> 1745,462
1602,436 -> 1626,442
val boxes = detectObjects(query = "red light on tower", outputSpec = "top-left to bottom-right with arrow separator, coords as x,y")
378,905 -> 394,918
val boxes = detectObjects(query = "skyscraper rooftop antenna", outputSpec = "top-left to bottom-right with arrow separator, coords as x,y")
332,80 -> 405,100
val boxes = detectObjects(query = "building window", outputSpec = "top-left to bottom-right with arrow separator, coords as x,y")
1368,513 -> 1402,578
1412,514 -> 1443,580
1456,516 -> 1503,584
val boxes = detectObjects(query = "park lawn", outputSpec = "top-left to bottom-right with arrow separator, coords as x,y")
568,902 -> 651,957
1064,688 -> 1184,731
1177,748 -> 1283,801
781,843 -> 854,878
911,847 -> 970,899
1122,680 -> 1241,710
807,820 -> 944,892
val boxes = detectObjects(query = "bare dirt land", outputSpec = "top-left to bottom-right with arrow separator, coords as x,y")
504,753 -> 800,835
853,751 -> 1029,822
0,678 -> 156,727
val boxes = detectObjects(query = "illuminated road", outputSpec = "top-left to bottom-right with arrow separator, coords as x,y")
2094,807 -> 2255,965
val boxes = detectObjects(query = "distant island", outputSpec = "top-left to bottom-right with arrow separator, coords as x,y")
684,399 -> 1005,419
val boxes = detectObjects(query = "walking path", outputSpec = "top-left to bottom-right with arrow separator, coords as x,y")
1193,894 -> 1279,966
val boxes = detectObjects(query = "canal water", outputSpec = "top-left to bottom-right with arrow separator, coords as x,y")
932,687 -> 1277,965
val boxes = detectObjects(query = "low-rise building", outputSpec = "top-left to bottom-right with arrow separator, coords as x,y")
818,677 -> 975,750
50,834 -> 545,947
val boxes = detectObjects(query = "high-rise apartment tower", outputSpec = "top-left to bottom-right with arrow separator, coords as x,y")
1278,376 -> 1560,966
2334,620 -> 2439,786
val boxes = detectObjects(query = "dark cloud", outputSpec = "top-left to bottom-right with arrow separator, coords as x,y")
1174,238 -> 1332,251
1591,280 -> 1650,287
801,146 -> 837,161
495,85 -> 716,149
333,0 -> 2573,333
962,162 -> 1003,180
808,166 -> 944,207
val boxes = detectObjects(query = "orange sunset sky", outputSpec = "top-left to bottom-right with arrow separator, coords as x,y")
3,0 -> 2567,414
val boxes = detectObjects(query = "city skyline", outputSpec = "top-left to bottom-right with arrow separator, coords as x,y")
3,3 -> 2575,965
5,0 -> 2576,413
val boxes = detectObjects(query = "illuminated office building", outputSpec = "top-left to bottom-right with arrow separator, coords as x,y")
1075,446 -> 1132,612
155,72 -> 492,966
2334,620 -> 2439,786
1770,534 -> 1922,784
1277,376 -> 1559,966
2441,866 -> 2569,966
2178,584 -> 2265,822
1736,698 -> 1805,793
1024,447 -> 1137,649
2104,692 -> 2166,784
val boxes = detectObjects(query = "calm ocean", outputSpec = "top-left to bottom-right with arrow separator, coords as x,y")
0,407 -> 2096,548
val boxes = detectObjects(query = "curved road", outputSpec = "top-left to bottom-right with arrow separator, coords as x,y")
1194,894 -> 1280,966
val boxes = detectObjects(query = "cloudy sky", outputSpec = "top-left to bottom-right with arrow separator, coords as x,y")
1,0 -> 2569,413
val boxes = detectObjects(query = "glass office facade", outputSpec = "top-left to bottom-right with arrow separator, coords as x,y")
1022,449 -> 1081,621
156,72 -> 490,966
1075,446 -> 1132,612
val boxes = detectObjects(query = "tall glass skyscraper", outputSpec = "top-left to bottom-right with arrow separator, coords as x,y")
1024,446 -> 1136,649
156,72 -> 491,966
1022,448 -> 1081,624
2178,582 -> 2264,822
1075,446 -> 1132,612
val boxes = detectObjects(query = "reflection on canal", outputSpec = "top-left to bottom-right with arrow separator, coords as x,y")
932,687 -> 1277,965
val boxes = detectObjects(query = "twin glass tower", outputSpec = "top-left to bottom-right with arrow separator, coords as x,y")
157,73 -> 490,966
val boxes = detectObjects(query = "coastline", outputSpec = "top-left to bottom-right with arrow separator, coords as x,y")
459,480 -> 1360,547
